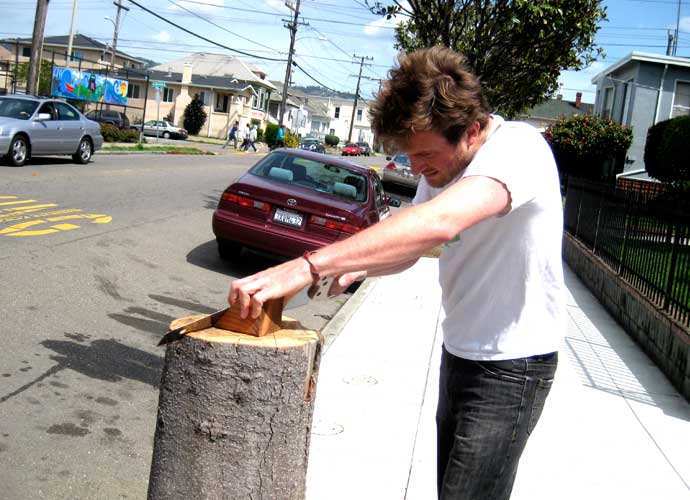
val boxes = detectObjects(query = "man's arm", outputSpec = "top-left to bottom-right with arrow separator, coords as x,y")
229,175 -> 510,318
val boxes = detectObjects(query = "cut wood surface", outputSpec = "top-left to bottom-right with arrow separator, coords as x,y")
213,298 -> 284,337
148,314 -> 323,500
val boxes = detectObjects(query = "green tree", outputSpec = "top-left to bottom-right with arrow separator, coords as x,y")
17,60 -> 53,96
644,115 -> 690,188
182,94 -> 207,135
368,0 -> 607,118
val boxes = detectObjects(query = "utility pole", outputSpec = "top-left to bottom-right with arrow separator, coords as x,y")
672,0 -> 681,56
27,0 -> 50,96
348,54 -> 373,143
110,1 -> 130,68
279,0 -> 306,128
362,75 -> 382,151
66,0 -> 78,67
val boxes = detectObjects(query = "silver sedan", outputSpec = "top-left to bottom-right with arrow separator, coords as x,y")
0,95 -> 103,167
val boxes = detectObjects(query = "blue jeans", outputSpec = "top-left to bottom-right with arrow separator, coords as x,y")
436,347 -> 557,500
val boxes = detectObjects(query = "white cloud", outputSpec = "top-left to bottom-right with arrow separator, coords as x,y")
679,16 -> 690,32
364,16 -> 398,36
153,31 -> 172,42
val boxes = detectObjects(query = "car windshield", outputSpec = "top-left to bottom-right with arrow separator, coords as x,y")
345,143 -> 357,148
0,97 -> 39,120
250,152 -> 368,202
302,139 -> 318,144
357,142 -> 367,147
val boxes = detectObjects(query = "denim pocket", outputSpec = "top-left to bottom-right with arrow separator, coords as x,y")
472,359 -> 527,384
527,377 -> 554,435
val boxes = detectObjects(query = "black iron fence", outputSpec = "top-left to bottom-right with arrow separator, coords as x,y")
565,178 -> 690,328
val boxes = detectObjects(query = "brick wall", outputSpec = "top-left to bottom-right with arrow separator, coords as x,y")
563,232 -> 690,402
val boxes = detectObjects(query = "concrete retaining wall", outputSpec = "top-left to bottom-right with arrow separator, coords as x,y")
563,233 -> 690,402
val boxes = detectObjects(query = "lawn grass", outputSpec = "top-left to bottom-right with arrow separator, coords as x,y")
102,144 -> 212,155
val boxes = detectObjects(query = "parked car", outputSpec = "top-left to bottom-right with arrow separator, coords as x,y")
132,120 -> 188,140
0,94 -> 103,167
299,137 -> 325,153
383,153 -> 420,189
341,143 -> 361,156
356,141 -> 371,156
84,109 -> 130,129
212,149 -> 400,260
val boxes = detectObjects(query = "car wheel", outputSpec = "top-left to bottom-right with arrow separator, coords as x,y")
163,132 -> 171,139
7,135 -> 29,166
217,238 -> 242,260
73,137 -> 92,164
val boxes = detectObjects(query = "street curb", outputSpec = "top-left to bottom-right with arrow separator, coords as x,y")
319,277 -> 379,354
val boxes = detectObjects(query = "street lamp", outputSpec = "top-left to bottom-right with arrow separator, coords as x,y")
104,16 -> 116,67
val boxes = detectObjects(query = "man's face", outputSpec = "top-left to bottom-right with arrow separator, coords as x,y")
404,129 -> 476,188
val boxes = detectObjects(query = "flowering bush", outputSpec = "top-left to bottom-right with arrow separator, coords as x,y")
544,114 -> 633,180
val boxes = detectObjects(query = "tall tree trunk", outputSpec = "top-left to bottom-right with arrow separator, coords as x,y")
148,316 -> 323,500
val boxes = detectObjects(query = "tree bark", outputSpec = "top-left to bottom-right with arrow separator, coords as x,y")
148,315 -> 323,500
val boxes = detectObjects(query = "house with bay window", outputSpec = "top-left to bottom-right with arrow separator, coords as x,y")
591,52 -> 690,174
125,53 -> 275,139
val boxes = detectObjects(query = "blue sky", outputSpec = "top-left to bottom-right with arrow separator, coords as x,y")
2,0 -> 689,104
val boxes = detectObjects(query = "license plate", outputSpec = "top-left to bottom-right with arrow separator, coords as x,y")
273,208 -> 303,227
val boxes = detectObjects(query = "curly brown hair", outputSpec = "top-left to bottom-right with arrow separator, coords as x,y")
369,46 -> 491,149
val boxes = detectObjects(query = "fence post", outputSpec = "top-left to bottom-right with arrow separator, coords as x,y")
592,185 -> 606,254
663,219 -> 680,312
618,194 -> 632,275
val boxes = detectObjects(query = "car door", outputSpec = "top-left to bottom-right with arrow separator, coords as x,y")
372,175 -> 390,222
54,102 -> 83,153
30,102 -> 59,155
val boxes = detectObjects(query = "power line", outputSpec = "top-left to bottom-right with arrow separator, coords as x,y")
126,0 -> 288,62
165,0 -> 277,52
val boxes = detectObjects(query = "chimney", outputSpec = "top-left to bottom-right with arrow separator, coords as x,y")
182,63 -> 193,85
575,92 -> 582,109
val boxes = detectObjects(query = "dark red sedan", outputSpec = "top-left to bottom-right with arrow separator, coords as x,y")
212,149 -> 399,260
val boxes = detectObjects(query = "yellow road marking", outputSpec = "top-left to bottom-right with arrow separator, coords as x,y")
5,204 -> 59,213
0,196 -> 112,237
0,199 -> 37,206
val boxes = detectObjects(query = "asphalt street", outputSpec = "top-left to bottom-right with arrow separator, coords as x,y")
0,150 -> 398,500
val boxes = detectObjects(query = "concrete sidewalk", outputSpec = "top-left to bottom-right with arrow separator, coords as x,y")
306,258 -> 690,500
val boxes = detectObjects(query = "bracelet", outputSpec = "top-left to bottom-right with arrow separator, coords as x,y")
302,251 -> 321,282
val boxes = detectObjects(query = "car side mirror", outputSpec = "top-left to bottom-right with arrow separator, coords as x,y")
386,197 -> 402,208
385,156 -> 391,161
35,113 -> 52,121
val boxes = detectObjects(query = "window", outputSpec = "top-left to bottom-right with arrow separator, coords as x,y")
215,94 -> 229,113
329,128 -> 335,136
198,91 -> 211,106
671,81 -> 690,118
334,106 -> 340,118
252,88 -> 269,110
601,87 -> 613,119
127,84 -> 140,99
619,80 -> 633,125
22,47 -> 31,57
55,102 -> 79,121
37,102 -> 56,119
356,109 -> 362,121
163,87 -> 174,103
70,51 -> 83,62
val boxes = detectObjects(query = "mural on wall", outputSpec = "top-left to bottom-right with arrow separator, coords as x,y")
50,66 -> 128,106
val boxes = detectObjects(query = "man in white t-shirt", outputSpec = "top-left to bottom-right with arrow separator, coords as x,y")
228,46 -> 565,500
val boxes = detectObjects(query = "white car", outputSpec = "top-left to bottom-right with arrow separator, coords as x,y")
382,153 -> 420,189
134,120 -> 188,140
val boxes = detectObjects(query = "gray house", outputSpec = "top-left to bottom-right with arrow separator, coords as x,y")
591,52 -> 690,174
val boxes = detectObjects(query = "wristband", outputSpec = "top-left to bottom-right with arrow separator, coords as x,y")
302,251 -> 321,282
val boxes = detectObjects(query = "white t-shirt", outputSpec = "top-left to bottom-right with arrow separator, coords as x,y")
413,115 -> 565,360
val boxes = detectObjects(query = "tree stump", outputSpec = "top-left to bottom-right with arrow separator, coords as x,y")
148,315 -> 323,500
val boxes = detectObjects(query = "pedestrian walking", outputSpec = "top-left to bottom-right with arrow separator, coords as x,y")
228,46 -> 565,500
240,123 -> 250,151
275,125 -> 285,149
222,121 -> 239,149
246,125 -> 258,152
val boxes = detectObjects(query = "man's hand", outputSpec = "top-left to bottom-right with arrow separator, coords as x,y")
229,257 -> 314,319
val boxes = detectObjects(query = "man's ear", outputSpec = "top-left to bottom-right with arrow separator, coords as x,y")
465,121 -> 481,146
